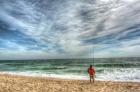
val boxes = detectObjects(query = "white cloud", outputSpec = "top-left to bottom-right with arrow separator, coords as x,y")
0,0 -> 140,59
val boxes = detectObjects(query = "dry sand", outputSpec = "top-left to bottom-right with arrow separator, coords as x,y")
0,74 -> 139,92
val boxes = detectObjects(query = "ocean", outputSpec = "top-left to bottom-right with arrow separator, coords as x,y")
0,57 -> 140,82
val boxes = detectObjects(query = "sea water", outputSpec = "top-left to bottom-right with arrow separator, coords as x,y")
0,57 -> 140,82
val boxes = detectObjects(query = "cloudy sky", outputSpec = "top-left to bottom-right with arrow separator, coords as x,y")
0,0 -> 140,60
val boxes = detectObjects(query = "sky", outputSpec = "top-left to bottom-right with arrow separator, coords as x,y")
0,0 -> 140,60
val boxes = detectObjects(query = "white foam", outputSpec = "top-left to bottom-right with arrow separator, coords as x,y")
0,68 -> 140,82
95,68 -> 140,82
0,71 -> 88,80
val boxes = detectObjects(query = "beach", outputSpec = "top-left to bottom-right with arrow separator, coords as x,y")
0,74 -> 139,92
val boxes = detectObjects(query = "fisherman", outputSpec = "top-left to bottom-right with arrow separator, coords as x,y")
88,65 -> 95,83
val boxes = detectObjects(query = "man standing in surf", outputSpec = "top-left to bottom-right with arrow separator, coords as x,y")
88,65 -> 95,83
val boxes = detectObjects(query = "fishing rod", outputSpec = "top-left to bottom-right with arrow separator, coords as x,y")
91,47 -> 94,66
93,48 -> 94,66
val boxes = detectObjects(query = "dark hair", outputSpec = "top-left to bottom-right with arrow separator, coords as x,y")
90,65 -> 92,68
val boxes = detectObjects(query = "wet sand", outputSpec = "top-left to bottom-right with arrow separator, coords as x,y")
0,74 -> 139,92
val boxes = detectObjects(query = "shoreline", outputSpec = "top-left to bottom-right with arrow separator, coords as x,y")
0,72 -> 140,83
0,74 -> 140,92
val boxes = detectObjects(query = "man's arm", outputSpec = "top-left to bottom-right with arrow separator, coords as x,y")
87,68 -> 89,73
93,68 -> 95,74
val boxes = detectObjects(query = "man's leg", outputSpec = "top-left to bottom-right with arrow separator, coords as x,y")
93,76 -> 94,83
90,76 -> 91,83
93,75 -> 95,83
91,76 -> 94,83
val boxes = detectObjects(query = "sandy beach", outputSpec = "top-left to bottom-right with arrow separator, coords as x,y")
0,74 -> 139,92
